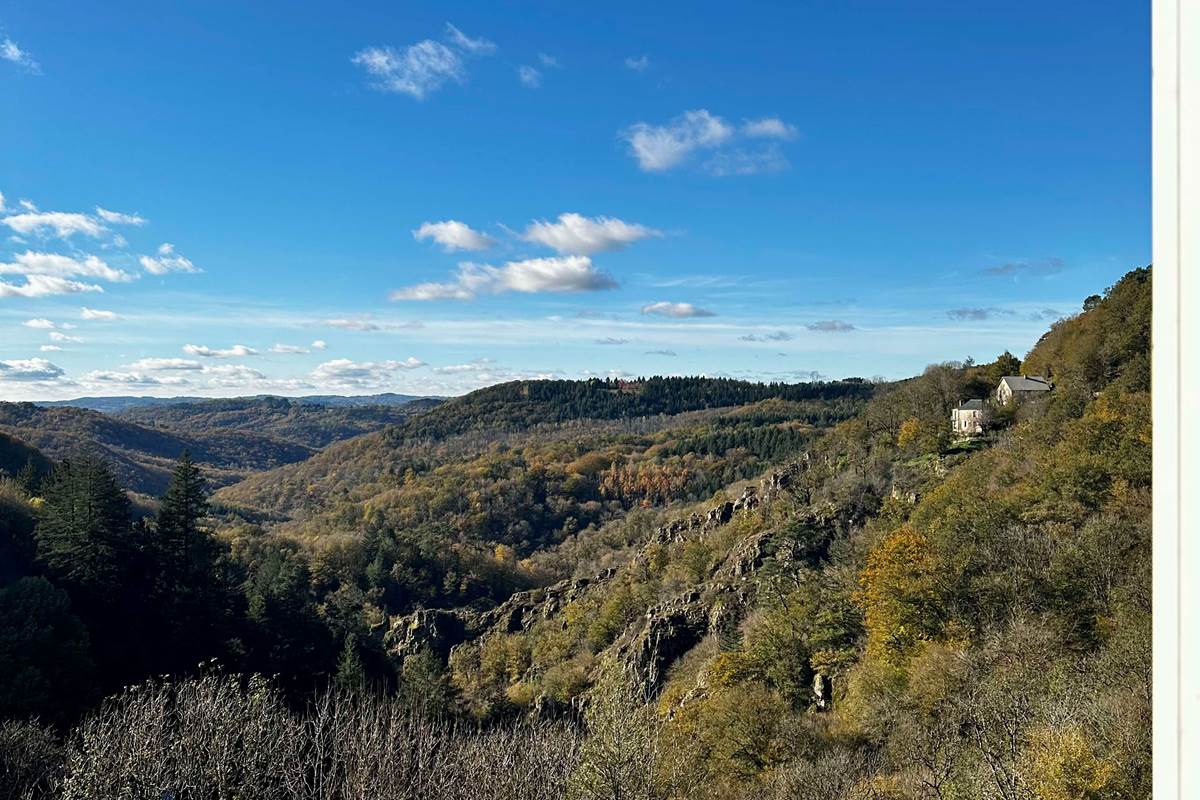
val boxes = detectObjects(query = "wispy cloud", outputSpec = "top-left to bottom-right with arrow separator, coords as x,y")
413,220 -> 495,252
311,357 -> 426,388
444,23 -> 496,55
739,330 -> 793,342
140,242 -> 201,274
624,55 -> 650,72
353,23 -> 495,100
517,65 -> 541,88
806,320 -> 856,332
392,256 -> 617,301
521,213 -> 661,255
183,343 -> 258,358
94,207 -> 146,226
1,37 -> 39,73
80,307 -> 119,320
645,349 -> 677,356
594,337 -> 629,345
981,257 -> 1064,278
621,109 -> 797,175
270,343 -> 310,354
945,307 -> 1015,321
640,301 -> 716,318
322,318 -> 421,332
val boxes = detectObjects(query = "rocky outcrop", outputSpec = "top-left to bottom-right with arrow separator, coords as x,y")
384,608 -> 470,663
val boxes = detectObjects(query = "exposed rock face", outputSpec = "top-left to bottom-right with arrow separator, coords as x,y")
396,463 -> 811,699
384,608 -> 469,662
617,590 -> 712,693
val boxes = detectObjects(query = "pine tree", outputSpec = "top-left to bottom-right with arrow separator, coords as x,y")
334,634 -> 366,694
16,457 -> 42,495
153,451 -> 227,672
155,451 -> 211,588
35,454 -> 133,598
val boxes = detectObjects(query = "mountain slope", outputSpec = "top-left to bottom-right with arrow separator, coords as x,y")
213,379 -> 875,524
0,403 -> 312,495
424,268 -> 1151,797
117,395 -> 439,450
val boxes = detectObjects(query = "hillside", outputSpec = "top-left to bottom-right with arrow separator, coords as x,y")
0,403 -> 314,495
412,267 -> 1151,797
117,395 -> 440,450
36,392 -> 436,413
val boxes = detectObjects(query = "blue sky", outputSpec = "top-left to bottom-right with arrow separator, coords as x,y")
1,1 -> 1149,399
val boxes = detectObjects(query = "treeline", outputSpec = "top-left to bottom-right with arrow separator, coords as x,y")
378,376 -> 875,442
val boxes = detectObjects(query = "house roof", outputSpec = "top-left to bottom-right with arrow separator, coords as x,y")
957,399 -> 985,410
999,375 -> 1051,392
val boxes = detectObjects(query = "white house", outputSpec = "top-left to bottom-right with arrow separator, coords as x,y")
996,375 -> 1052,405
952,399 -> 985,435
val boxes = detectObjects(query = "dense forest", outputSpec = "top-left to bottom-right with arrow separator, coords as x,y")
0,268 -> 1150,800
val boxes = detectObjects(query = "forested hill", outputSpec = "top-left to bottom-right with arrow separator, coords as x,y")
117,395 -> 440,450
394,376 -> 874,439
212,377 -> 875,522
0,403 -> 317,495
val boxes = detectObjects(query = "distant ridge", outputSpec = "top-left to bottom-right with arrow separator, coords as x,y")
35,392 -> 440,414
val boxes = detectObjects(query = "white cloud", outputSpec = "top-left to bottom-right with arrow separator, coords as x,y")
94,207 -> 147,225
391,256 -> 617,301
517,65 -> 541,88
353,41 -> 463,99
624,55 -> 650,71
1,38 -> 39,73
444,23 -> 496,55
413,220 -> 495,252
0,251 -> 133,282
806,320 -> 856,332
22,318 -> 56,329
311,339 -> 328,350
140,243 -> 200,274
48,331 -> 83,343
538,53 -> 559,68
0,191 -> 5,211
432,358 -> 495,374
621,109 -> 796,175
521,212 -> 661,255
270,343 -> 309,354
741,117 -> 798,139
40,345 -> 62,352
1,211 -> 105,238
183,343 -> 258,358
204,364 -> 268,386
127,358 -> 204,371
622,110 -> 734,172
311,357 -> 426,388
640,301 -> 716,318
0,358 -> 64,382
0,274 -> 103,298
80,307 -> 119,320
84,370 -> 187,386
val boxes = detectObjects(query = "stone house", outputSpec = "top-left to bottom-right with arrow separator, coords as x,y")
996,375 -> 1052,405
952,399 -> 985,436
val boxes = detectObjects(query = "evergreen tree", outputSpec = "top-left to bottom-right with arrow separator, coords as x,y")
152,452 -> 230,673
334,634 -> 366,694
16,457 -> 42,496
35,454 -> 133,598
155,451 -> 212,589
